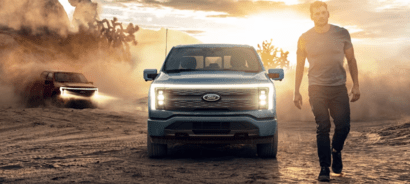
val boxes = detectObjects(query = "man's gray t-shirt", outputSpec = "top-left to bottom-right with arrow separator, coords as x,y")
297,24 -> 353,86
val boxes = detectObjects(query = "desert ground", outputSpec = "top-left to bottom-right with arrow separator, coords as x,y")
0,100 -> 409,184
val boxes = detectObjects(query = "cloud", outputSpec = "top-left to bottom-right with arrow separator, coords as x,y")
99,0 -> 409,41
181,30 -> 205,35
99,0 -> 291,17
327,0 -> 410,39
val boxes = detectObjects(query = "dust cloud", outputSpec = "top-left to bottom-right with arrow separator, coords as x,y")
0,0 -> 200,110
348,48 -> 410,121
0,0 -> 70,36
275,46 -> 410,122
275,69 -> 314,122
1,0 -> 407,120
86,28 -> 201,99
0,28 -> 200,109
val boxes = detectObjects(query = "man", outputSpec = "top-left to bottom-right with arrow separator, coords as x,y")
293,1 -> 360,182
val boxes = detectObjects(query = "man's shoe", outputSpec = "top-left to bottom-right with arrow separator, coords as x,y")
332,150 -> 343,173
318,167 -> 330,182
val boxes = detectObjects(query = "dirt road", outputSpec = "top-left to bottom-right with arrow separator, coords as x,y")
1,106 -> 409,183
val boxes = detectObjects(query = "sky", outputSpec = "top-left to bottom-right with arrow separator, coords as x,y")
58,0 -> 410,67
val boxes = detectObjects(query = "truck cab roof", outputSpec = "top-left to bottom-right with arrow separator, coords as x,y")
173,44 -> 254,49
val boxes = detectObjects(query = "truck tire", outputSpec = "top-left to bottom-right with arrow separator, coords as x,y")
51,93 -> 64,108
147,134 -> 167,158
257,128 -> 278,158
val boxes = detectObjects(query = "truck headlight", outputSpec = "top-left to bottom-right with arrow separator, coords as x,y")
60,87 -> 68,97
93,89 -> 99,98
157,90 -> 165,108
258,88 -> 269,110
150,86 -> 165,110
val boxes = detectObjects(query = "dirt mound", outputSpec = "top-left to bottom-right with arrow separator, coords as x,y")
372,119 -> 410,146
356,118 -> 410,146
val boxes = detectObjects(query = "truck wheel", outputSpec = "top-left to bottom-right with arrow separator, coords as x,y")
147,134 -> 167,158
51,94 -> 64,108
257,128 -> 278,158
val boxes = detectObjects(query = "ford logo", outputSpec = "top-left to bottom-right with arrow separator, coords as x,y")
202,94 -> 221,102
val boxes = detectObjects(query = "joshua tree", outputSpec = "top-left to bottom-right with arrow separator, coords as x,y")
257,39 -> 289,69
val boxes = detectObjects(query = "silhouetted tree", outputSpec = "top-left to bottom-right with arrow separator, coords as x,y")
257,39 -> 289,69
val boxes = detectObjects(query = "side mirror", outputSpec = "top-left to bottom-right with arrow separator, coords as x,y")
268,68 -> 284,81
143,69 -> 158,81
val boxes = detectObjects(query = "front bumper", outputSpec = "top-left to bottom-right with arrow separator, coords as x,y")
147,116 -> 277,137
58,96 -> 94,103
149,135 -> 276,144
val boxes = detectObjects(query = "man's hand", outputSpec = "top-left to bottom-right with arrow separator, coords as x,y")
345,47 -> 360,102
293,92 -> 303,109
349,85 -> 360,102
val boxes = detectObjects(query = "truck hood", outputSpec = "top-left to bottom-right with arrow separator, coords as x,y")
59,82 -> 97,89
153,71 -> 271,85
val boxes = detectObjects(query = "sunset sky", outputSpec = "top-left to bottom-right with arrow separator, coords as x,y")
59,0 -> 410,67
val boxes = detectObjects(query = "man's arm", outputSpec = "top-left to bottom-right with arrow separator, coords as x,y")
294,53 -> 306,109
345,47 -> 360,102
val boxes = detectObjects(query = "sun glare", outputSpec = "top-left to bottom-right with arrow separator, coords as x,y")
262,0 -> 331,5
59,0 -> 75,21
258,0 -> 300,5
242,11 -> 312,64
377,0 -> 410,6
278,0 -> 299,5
195,10 -> 312,66
247,11 -> 310,42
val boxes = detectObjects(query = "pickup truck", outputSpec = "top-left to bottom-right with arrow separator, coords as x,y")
40,71 -> 98,107
143,44 -> 284,158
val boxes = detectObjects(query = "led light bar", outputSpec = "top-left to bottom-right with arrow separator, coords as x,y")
150,84 -> 274,110
59,87 -> 99,99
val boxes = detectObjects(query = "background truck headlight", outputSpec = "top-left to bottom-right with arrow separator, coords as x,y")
60,87 -> 68,97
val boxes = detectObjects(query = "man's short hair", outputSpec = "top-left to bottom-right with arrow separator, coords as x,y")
310,1 -> 328,15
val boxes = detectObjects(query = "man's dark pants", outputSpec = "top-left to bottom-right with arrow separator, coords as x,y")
308,85 -> 350,167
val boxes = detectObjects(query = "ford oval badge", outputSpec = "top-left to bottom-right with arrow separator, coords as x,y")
202,94 -> 221,102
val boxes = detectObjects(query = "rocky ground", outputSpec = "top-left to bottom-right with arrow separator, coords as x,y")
0,104 -> 409,183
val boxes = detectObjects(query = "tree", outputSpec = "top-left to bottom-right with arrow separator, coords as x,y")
257,39 -> 290,69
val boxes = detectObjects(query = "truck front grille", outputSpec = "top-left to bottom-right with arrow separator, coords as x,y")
66,89 -> 96,97
164,88 -> 258,111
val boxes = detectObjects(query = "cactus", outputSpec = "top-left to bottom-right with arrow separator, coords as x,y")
0,0 -> 139,63
257,39 -> 289,69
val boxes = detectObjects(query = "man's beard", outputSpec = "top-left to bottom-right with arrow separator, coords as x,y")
314,19 -> 328,27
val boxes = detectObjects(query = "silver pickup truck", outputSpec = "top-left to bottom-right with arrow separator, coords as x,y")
143,44 -> 284,158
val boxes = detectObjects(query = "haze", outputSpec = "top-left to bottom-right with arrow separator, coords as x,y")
90,0 -> 410,120
0,0 -> 408,121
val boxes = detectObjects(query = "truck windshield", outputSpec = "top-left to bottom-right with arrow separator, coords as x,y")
55,73 -> 88,83
164,47 -> 263,73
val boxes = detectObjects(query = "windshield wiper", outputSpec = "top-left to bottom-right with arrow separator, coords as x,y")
241,70 -> 260,73
219,68 -> 235,71
219,69 -> 259,73
165,69 -> 198,73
